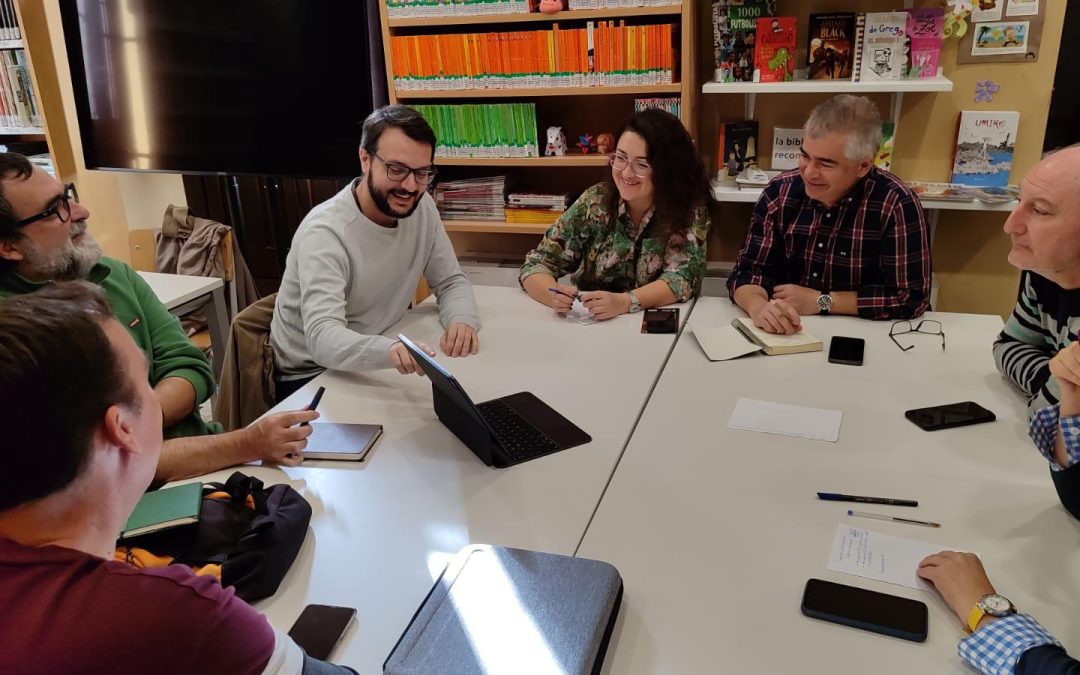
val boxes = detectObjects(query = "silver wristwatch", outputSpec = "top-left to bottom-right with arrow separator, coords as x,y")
816,293 -> 833,315
978,594 -> 1017,618
627,290 -> 642,314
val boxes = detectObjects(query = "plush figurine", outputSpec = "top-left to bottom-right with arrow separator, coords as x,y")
545,126 -> 567,156
538,0 -> 564,14
576,133 -> 595,154
595,133 -> 615,154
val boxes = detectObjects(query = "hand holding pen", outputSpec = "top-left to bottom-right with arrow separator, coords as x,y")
548,285 -> 579,316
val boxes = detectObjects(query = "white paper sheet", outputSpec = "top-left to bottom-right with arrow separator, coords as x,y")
827,525 -> 952,591
692,326 -> 761,361
727,398 -> 843,442
567,299 -> 598,325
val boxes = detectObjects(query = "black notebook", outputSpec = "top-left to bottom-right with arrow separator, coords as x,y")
303,423 -> 383,461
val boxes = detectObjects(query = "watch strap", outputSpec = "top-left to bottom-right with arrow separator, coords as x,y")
967,603 -> 986,633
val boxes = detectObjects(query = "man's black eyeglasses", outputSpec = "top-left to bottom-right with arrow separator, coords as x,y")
889,319 -> 945,352
373,153 -> 437,185
15,183 -> 79,228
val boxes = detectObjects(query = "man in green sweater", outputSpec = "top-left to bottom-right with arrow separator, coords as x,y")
0,153 -> 316,482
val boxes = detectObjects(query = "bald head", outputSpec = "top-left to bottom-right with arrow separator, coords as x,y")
1004,145 -> 1080,287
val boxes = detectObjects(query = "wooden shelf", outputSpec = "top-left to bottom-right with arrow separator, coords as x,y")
710,181 -> 1016,212
436,155 -> 609,167
0,39 -> 24,49
398,83 -> 681,99
388,5 -> 683,27
0,126 -> 44,136
443,219 -> 551,234
701,76 -> 954,95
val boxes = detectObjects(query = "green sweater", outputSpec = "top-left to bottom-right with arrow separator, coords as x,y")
0,257 -> 221,438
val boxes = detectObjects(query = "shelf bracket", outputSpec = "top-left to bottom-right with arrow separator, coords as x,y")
744,92 -> 757,120
889,91 -> 904,140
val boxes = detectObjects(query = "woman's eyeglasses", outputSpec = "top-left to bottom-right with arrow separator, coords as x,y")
16,183 -> 79,228
890,319 -> 945,352
609,154 -> 652,177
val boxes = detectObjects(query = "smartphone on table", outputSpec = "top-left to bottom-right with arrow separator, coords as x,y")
828,336 -> 865,366
904,401 -> 995,431
287,604 -> 356,660
801,578 -> 928,643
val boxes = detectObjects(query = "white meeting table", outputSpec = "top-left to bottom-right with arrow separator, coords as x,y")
579,298 -> 1080,674
192,285 -> 690,673
138,270 -> 228,378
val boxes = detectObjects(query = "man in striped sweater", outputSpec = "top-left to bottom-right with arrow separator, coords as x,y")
993,145 -> 1080,419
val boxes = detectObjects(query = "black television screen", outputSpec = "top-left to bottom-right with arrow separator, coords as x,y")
59,1 -> 376,178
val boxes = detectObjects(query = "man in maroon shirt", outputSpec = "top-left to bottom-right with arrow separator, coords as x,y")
0,282 -> 355,675
728,94 -> 932,334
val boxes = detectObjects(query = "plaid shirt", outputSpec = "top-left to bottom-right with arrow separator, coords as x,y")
727,168 -> 932,319
1029,403 -> 1080,471
960,613 -> 1061,675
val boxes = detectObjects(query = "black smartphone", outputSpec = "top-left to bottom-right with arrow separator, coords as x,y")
642,307 -> 679,334
801,578 -> 928,643
904,401 -> 996,431
828,336 -> 865,366
287,604 -> 356,661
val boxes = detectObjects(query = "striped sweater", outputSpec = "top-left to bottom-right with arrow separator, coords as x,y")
993,271 -> 1080,418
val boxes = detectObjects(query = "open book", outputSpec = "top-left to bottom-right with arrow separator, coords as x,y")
693,317 -> 822,361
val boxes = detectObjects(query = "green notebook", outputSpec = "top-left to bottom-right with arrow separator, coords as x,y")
121,481 -> 202,539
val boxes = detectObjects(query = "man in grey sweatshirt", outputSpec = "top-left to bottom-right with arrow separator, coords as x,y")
271,105 -> 481,402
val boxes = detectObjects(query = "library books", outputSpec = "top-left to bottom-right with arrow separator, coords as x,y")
390,24 -> 675,91
754,16 -> 795,82
712,0 -> 774,83
435,176 -> 508,221
414,103 -> 539,158
907,181 -> 1019,204
950,111 -> 1019,189
905,8 -> 944,79
506,192 -> 569,225
387,0 -> 530,19
634,97 -> 681,119
717,120 -> 758,179
807,13 -> 856,80
0,0 -> 20,40
0,49 -> 40,130
569,0 -> 683,8
859,12 -> 907,82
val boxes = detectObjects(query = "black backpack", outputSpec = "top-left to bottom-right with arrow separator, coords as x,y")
116,472 -> 311,601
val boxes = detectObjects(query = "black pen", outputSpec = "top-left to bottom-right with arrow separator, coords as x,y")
301,386 -> 325,427
817,492 -> 918,508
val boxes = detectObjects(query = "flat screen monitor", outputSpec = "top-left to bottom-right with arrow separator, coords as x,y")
59,0 -> 376,178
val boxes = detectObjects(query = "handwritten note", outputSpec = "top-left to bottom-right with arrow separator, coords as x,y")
827,525 -> 955,590
568,299 -> 598,326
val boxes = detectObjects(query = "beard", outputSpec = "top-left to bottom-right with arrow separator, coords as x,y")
367,172 -> 422,220
18,221 -> 103,281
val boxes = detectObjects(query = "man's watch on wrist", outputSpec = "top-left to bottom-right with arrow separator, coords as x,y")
627,290 -> 642,314
816,292 -> 833,315
967,594 -> 1016,633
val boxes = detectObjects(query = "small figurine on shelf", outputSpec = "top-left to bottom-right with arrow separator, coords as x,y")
595,133 -> 615,154
576,133 -> 595,154
545,126 -> 567,156
538,0 -> 564,14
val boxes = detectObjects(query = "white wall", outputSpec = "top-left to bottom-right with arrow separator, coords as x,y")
115,172 -> 187,231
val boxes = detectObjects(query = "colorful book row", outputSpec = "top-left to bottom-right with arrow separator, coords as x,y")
414,103 -> 540,158
634,96 -> 681,119
387,0 -> 530,19
0,50 -> 39,129
390,23 -> 675,90
568,0 -> 682,8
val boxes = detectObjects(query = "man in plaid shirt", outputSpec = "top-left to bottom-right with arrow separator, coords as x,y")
727,95 -> 931,334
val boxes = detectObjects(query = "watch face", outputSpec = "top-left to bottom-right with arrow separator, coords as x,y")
981,595 -> 1013,614
817,294 -> 833,312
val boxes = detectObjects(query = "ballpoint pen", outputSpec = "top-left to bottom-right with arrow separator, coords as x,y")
847,509 -> 940,528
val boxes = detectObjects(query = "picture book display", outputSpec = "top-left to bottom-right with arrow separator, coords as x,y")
859,12 -> 908,81
754,16 -> 796,82
905,7 -> 944,78
807,13 -> 856,80
718,120 -> 759,178
712,0 -> 775,82
951,111 -> 1020,188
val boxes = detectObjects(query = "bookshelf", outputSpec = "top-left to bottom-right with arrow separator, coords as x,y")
377,0 -> 697,238
710,181 -> 1015,212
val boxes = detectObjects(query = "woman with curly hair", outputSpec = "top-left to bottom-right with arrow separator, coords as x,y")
519,108 -> 712,320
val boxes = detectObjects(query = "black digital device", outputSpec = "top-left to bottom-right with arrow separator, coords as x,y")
642,308 -> 679,334
828,336 -> 865,366
801,579 -> 928,643
287,604 -> 356,661
905,401 -> 996,431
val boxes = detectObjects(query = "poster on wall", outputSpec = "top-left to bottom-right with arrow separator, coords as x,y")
956,0 -> 1044,63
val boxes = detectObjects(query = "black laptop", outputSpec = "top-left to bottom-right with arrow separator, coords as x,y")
397,334 -> 591,467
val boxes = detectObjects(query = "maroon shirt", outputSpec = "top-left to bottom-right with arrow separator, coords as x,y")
0,537 -> 275,674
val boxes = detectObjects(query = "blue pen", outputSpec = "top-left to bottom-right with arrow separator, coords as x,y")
818,492 -> 918,507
